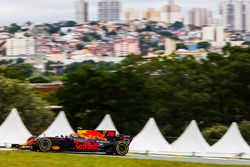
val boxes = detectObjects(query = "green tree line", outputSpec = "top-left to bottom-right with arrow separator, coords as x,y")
0,46 -> 250,144
56,46 -> 250,143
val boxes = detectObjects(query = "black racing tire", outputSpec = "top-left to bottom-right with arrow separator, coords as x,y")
115,141 -> 129,156
38,138 -> 52,152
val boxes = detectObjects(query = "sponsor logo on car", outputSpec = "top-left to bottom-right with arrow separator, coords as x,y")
74,140 -> 98,151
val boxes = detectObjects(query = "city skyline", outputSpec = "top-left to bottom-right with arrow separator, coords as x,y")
0,0 -> 220,25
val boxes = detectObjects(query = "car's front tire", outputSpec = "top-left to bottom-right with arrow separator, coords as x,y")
37,138 -> 52,152
115,141 -> 129,156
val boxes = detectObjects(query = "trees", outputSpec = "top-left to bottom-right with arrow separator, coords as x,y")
242,41 -> 250,46
57,65 -> 159,135
176,43 -> 187,50
202,125 -> 228,144
66,21 -> 77,27
76,44 -> 84,50
197,41 -> 211,50
0,77 -> 54,134
29,76 -> 51,83
171,21 -> 184,30
8,23 -> 20,34
239,121 -> 250,143
46,24 -> 61,34
6,64 -> 35,79
54,46 -> 250,138
158,31 -> 173,37
107,30 -> 117,36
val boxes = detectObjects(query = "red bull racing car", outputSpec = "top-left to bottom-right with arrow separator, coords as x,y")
16,130 -> 132,156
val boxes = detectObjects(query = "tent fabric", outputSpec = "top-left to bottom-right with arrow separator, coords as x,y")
171,120 -> 210,155
129,118 -> 173,154
207,122 -> 250,157
0,108 -> 32,146
40,111 -> 74,137
95,114 -> 119,134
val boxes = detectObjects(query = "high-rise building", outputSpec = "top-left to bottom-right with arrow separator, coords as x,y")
6,32 -> 36,56
98,0 -> 121,22
202,26 -> 225,42
220,0 -> 250,31
208,15 -> 224,27
124,8 -> 140,21
75,0 -> 88,24
161,0 -> 181,24
165,38 -> 176,55
143,8 -> 161,21
188,8 -> 212,27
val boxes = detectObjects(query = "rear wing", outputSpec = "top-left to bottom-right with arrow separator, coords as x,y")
77,130 -> 116,141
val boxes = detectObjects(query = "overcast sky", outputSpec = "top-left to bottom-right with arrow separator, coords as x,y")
0,0 -> 220,25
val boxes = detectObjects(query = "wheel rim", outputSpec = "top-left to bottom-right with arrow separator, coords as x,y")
41,141 -> 50,149
39,139 -> 52,152
116,142 -> 128,156
119,145 -> 126,152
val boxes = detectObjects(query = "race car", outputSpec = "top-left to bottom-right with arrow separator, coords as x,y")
16,130 -> 132,156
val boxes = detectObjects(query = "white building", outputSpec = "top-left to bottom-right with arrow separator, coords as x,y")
114,39 -> 141,57
98,0 -> 121,22
220,0 -> 250,31
6,32 -> 35,56
215,26 -> 225,42
75,0 -> 88,24
165,38 -> 176,55
202,26 -> 225,42
161,0 -> 181,24
188,8 -> 212,27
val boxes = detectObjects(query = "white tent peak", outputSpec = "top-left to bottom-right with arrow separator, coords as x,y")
209,122 -> 250,154
96,114 -> 119,134
129,118 -> 173,153
0,108 -> 32,146
40,111 -> 74,137
171,120 -> 210,153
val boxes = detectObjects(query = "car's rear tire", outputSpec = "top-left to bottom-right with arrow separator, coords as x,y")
115,141 -> 129,156
38,138 -> 52,152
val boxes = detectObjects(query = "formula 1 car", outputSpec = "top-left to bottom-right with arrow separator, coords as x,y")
16,130 -> 132,156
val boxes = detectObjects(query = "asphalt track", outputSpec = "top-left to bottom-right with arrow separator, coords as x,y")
124,154 -> 250,166
63,152 -> 250,165
1,149 -> 250,165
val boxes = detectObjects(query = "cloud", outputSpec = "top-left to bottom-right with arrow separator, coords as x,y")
0,0 -> 220,25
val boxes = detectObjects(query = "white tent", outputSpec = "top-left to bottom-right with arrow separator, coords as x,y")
129,118 -> 173,154
171,120 -> 210,156
96,114 -> 119,134
207,122 -> 250,158
0,108 -> 32,147
40,111 -> 74,137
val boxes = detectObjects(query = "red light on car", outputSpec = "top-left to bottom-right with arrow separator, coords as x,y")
27,140 -> 36,145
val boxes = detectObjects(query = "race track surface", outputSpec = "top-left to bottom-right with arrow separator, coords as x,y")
124,154 -> 250,166
1,149 -> 250,165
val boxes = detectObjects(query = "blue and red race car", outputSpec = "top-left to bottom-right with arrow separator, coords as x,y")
16,130 -> 132,156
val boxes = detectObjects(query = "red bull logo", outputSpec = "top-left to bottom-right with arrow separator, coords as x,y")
77,130 -> 107,141
74,140 -> 98,151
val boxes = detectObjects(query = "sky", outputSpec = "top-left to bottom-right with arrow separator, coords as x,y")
0,0 -> 220,25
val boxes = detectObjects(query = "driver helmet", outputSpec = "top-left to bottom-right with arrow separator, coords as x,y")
70,133 -> 79,138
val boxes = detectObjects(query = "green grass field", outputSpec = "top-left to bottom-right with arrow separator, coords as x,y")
0,151 -> 246,167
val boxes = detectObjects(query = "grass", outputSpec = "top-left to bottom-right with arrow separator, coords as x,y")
0,151 -> 246,167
